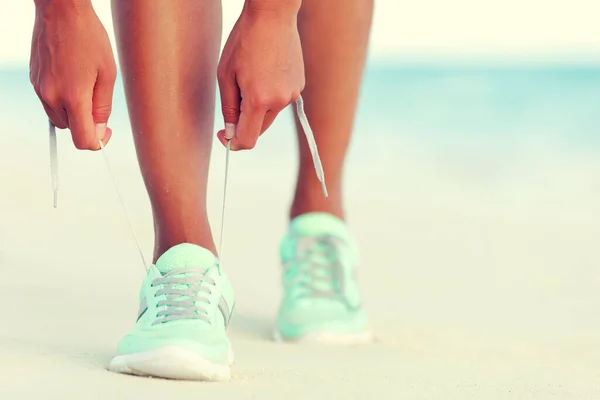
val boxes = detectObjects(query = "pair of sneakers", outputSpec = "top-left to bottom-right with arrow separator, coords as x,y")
108,212 -> 372,381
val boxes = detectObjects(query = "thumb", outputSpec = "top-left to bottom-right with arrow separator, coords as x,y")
65,92 -> 100,151
217,71 -> 241,140
92,67 -> 116,145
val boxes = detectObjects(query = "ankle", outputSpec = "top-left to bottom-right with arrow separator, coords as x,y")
153,240 -> 217,264
290,185 -> 345,221
290,206 -> 344,221
153,219 -> 216,263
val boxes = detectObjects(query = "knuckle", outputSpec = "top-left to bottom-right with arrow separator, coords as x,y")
221,104 -> 239,119
51,119 -> 68,129
32,84 -> 41,98
216,68 -> 227,83
107,73 -> 117,86
93,103 -> 112,119
249,96 -> 269,110
39,84 -> 57,103
107,61 -> 118,79
72,139 -> 89,150
270,93 -> 291,109
291,90 -> 301,102
72,137 -> 94,151
62,92 -> 82,108
299,78 -> 306,91
235,138 -> 256,150
105,69 -> 117,84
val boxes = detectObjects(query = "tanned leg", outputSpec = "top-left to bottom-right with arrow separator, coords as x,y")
291,0 -> 374,220
111,0 -> 222,261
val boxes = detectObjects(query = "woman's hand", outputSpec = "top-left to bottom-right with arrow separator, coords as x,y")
30,0 -> 117,150
216,1 -> 304,151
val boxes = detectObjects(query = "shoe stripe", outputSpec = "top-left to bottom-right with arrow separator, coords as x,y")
137,296 -> 232,325
137,297 -> 148,322
218,296 -> 232,327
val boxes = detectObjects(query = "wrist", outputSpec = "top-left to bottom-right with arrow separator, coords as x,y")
35,0 -> 94,23
244,0 -> 302,17
34,0 -> 91,11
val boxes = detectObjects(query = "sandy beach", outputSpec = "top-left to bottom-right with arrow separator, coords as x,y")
1,92 -> 600,398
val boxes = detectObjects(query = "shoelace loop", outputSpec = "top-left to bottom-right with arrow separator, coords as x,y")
150,267 -> 216,325
283,235 -> 345,299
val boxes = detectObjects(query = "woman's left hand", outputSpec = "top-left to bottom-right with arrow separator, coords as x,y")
216,4 -> 305,151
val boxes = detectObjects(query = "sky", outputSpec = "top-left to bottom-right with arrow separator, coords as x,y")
1,0 -> 600,65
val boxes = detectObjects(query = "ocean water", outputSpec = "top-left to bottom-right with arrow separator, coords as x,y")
1,60 -> 600,221
3,61 -> 600,146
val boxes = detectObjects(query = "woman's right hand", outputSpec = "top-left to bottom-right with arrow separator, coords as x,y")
30,0 -> 117,150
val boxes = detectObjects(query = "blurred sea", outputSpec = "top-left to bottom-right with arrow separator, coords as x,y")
3,60 -> 599,149
1,59 -> 600,220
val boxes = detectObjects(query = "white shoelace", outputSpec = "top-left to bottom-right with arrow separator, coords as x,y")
48,94 -> 327,269
49,120 -> 58,208
295,95 -> 328,198
150,267 -> 216,324
282,235 -> 344,299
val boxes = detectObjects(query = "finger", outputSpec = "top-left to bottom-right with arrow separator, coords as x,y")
216,129 -> 229,147
92,66 -> 116,143
256,93 -> 294,136
29,30 -> 40,86
217,70 -> 241,139
41,99 -> 68,129
260,109 -> 278,136
64,93 -> 100,151
231,99 -> 265,151
33,83 -> 69,128
100,127 -> 113,147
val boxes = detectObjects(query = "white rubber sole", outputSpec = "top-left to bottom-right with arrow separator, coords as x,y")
108,345 -> 234,382
273,329 -> 374,346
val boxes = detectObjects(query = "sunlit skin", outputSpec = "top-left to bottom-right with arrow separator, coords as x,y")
30,0 -> 373,261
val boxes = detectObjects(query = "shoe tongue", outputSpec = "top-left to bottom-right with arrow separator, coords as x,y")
288,214 -> 353,295
289,212 -> 350,240
155,243 -> 217,275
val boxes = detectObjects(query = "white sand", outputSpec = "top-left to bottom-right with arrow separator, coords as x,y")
1,117 -> 600,399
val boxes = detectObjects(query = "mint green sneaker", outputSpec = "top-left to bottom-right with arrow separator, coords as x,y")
108,243 -> 235,381
275,212 -> 373,344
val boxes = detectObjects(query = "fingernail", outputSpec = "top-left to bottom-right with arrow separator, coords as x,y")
225,123 -> 236,140
95,123 -> 107,139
